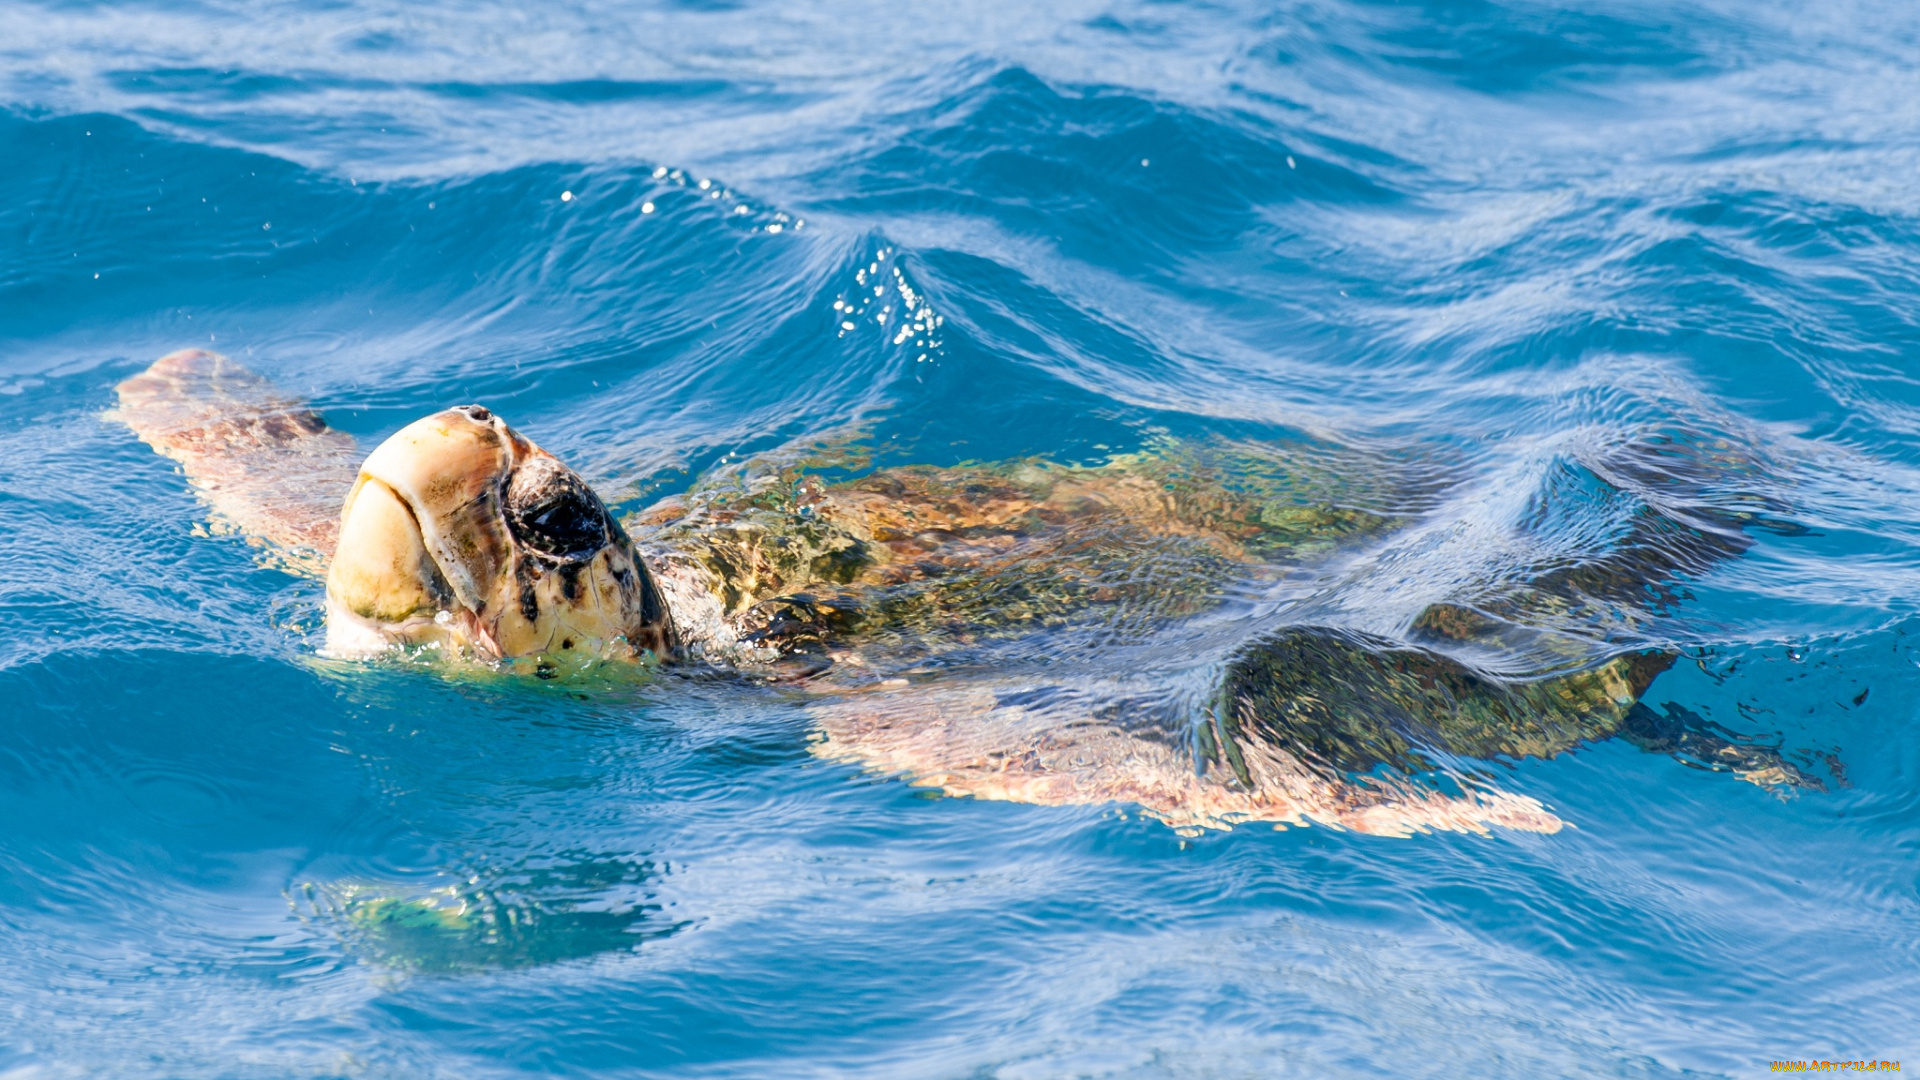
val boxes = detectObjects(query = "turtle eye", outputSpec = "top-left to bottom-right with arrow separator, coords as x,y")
453,404 -> 493,423
505,457 -> 609,561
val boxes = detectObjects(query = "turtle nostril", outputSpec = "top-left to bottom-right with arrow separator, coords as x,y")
455,404 -> 492,422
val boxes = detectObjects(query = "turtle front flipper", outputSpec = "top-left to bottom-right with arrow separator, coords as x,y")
806,669 -> 1570,838
112,349 -> 361,577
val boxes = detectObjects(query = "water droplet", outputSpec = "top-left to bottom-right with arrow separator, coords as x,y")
652,166 -> 667,178
640,201 -> 655,214
560,190 -> 573,202
1787,646 -> 1806,662
1287,155 -> 1297,168
1140,158 -> 1150,167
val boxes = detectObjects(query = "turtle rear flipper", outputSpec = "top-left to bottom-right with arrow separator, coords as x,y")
1211,626 -> 1667,784
1620,701 -> 1827,792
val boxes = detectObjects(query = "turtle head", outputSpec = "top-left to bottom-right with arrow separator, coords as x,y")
323,405 -> 679,666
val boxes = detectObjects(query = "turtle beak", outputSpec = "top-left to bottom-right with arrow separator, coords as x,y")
324,406 -> 678,664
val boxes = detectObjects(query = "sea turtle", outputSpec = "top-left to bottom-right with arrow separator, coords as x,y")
114,348 -> 1814,839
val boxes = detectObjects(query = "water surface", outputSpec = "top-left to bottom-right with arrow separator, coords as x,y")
3,0 -> 1920,1075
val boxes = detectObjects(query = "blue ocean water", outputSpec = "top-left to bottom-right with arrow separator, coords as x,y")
4,0 -> 1920,1075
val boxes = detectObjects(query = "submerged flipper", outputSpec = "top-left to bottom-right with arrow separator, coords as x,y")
1213,626 -> 1822,792
1619,700 -> 1825,791
1210,626 -> 1669,782
111,349 -> 358,575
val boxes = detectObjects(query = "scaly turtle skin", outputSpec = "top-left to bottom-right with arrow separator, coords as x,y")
115,350 -> 1814,837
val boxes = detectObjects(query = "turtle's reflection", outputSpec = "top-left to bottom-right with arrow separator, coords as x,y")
297,853 -> 679,973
